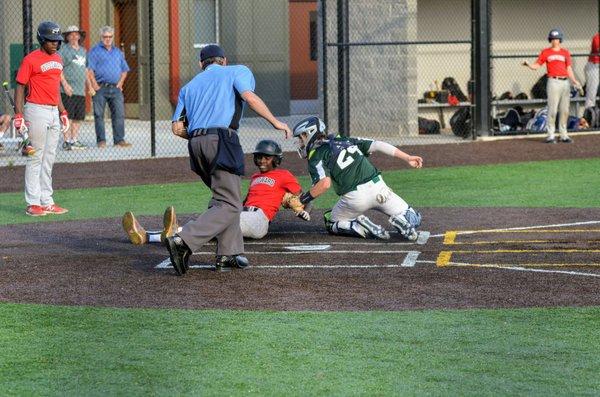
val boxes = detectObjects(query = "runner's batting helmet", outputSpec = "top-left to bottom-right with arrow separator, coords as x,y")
548,28 -> 564,42
253,139 -> 283,167
37,21 -> 63,49
292,116 -> 327,158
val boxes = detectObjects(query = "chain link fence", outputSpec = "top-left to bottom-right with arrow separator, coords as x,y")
1,1 -> 598,167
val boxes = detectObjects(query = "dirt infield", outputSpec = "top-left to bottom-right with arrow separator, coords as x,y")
1,136 -> 599,311
1,208 -> 599,311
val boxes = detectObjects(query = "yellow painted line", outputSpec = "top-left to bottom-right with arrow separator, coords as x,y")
448,249 -> 600,254
443,231 -> 457,245
436,251 -> 453,267
450,239 -> 600,245
446,262 -> 600,268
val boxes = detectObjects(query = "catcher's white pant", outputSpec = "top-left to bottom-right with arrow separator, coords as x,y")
239,208 -> 269,239
24,103 -> 61,206
331,176 -> 408,224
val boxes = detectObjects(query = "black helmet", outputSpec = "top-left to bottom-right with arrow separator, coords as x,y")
37,21 -> 63,49
253,139 -> 283,167
548,28 -> 564,43
292,116 -> 326,158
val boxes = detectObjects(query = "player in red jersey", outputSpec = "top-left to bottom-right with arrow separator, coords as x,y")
522,28 -> 581,143
122,139 -> 310,244
14,21 -> 71,216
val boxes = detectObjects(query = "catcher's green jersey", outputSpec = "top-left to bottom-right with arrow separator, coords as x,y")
308,136 -> 379,195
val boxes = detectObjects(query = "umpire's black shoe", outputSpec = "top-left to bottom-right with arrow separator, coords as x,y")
165,235 -> 191,276
215,255 -> 250,272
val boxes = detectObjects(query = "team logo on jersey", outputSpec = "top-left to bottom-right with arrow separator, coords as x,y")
40,61 -> 63,72
251,176 -> 276,187
547,54 -> 566,63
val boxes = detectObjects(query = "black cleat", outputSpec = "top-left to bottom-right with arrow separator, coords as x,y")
559,137 -> 573,143
165,235 -> 191,276
215,255 -> 250,272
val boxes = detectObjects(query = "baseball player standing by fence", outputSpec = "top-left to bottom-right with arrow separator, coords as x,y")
15,21 -> 70,217
292,116 -> 423,241
522,28 -> 581,144
122,140 -> 310,245
167,44 -> 291,276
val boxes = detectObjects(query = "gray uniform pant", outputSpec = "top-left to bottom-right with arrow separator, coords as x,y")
24,103 -> 61,206
546,78 -> 571,139
584,62 -> 599,108
178,133 -> 244,256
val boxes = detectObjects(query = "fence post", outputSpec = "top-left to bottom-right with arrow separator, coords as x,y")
321,0 -> 328,126
473,0 -> 491,137
22,0 -> 32,54
149,0 -> 156,157
337,0 -> 349,137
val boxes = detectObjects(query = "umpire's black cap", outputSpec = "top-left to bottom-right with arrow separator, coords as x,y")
200,44 -> 225,62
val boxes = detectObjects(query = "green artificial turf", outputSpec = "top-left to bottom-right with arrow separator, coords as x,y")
0,157 -> 599,225
0,303 -> 599,396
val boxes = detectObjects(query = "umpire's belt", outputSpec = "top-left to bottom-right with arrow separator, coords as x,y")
189,128 -> 220,138
98,82 -> 117,87
243,206 -> 259,212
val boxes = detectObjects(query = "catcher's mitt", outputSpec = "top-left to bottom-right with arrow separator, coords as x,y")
282,192 -> 311,221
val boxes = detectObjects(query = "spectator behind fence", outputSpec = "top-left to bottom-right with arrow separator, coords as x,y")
59,25 -> 90,151
584,32 -> 600,109
87,26 -> 131,148
522,28 -> 581,143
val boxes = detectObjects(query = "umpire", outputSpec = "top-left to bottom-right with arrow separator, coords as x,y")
167,44 -> 291,276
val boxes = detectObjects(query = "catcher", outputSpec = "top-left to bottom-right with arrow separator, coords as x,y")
122,139 -> 310,244
292,116 -> 423,241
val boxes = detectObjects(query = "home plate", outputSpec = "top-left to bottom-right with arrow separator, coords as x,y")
284,244 -> 331,251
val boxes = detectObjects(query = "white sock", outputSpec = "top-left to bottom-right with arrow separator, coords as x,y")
148,233 -> 161,243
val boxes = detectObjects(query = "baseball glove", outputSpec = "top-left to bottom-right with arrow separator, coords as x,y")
282,192 -> 311,221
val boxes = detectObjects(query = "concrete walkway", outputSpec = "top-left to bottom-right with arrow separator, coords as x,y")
0,115 -> 465,167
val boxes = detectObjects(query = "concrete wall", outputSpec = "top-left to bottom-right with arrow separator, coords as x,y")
323,0 -> 418,137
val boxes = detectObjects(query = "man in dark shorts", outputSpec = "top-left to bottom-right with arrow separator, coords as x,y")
59,25 -> 89,150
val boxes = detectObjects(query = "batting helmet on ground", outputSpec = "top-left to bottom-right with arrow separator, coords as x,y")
37,21 -> 63,49
253,139 -> 283,167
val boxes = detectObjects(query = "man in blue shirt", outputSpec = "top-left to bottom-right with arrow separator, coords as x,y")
167,44 -> 291,276
87,26 -> 131,148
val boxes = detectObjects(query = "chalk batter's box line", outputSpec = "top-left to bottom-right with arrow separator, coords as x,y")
435,250 -> 600,268
443,230 -> 600,245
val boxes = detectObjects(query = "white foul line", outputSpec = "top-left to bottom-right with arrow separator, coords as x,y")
445,261 -> 600,278
429,220 -> 600,238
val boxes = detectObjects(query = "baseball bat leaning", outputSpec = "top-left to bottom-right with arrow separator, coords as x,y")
2,81 -> 34,155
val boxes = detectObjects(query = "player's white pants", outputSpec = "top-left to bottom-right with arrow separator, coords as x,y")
240,208 -> 269,239
24,103 -> 61,206
331,176 -> 408,223
585,62 -> 599,109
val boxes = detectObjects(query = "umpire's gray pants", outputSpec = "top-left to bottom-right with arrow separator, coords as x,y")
546,78 -> 571,139
178,134 -> 244,256
24,103 -> 61,206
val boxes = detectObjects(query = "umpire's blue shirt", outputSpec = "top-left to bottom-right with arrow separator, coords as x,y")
172,64 -> 255,132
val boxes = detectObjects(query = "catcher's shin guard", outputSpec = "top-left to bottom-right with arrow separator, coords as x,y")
389,213 -> 418,241
356,215 -> 390,240
404,207 -> 422,228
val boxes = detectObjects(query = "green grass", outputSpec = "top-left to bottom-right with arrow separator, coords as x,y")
1,157 -> 599,225
1,303 -> 599,396
2,157 -> 600,395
